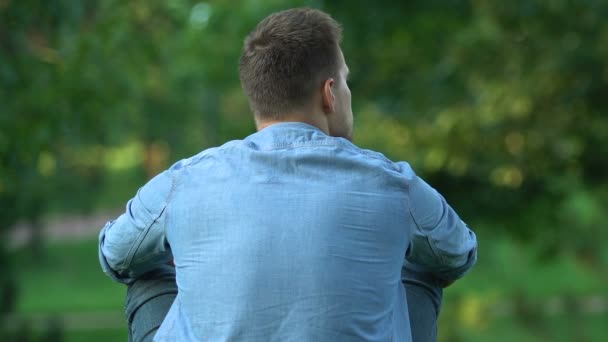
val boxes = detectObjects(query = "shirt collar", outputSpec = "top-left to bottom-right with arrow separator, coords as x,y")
245,122 -> 330,149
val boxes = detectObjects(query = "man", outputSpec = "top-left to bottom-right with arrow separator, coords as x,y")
99,8 -> 477,342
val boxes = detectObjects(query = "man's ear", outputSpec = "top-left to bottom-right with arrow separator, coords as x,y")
321,78 -> 335,114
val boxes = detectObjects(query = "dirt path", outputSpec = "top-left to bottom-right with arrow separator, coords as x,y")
9,208 -> 123,248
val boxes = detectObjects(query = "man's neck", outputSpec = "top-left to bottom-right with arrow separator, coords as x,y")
255,114 -> 329,135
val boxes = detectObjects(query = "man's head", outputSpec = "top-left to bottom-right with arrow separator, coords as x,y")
239,8 -> 353,141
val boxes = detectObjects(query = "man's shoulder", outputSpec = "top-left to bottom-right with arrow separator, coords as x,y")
164,140 -> 244,175
336,139 -> 412,176
165,137 -> 417,182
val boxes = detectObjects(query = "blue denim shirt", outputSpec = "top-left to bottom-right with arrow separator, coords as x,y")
99,122 -> 477,341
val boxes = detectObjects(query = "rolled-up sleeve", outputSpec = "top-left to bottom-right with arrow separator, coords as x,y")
99,169 -> 175,284
399,163 -> 477,282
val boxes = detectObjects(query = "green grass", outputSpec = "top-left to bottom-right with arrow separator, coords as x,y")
10,239 -> 128,341
437,229 -> 608,341
14,239 -> 125,313
1,329 -> 127,342
447,235 -> 607,299
63,329 -> 127,342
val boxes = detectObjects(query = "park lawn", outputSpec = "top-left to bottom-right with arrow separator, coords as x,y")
11,328 -> 127,342
12,239 -> 127,340
63,329 -> 126,342
14,239 -> 125,314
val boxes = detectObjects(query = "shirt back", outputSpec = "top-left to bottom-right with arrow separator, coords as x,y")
158,123 -> 413,341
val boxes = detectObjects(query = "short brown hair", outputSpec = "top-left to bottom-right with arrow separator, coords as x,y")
239,8 -> 342,118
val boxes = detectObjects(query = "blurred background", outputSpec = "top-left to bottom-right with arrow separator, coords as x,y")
1,0 -> 607,341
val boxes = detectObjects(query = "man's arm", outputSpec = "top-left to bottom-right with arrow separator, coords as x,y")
98,169 -> 176,284
399,162 -> 478,285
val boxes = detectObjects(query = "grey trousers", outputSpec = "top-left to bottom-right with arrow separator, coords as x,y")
125,266 -> 443,342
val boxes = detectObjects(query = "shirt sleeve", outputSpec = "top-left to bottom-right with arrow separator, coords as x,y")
98,169 -> 175,284
398,162 -> 478,282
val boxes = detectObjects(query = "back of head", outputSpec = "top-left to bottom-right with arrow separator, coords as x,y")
239,8 -> 342,119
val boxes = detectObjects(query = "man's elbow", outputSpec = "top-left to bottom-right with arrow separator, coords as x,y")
98,221 -> 131,278
437,247 -> 478,284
